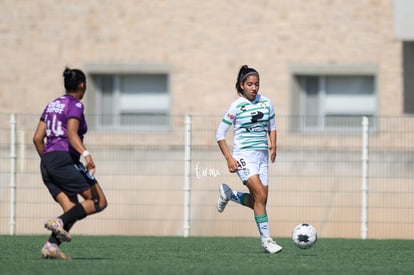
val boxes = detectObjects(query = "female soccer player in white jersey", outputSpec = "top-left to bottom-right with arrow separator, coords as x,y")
215,65 -> 282,254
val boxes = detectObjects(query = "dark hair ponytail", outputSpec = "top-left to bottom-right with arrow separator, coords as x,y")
63,67 -> 86,93
235,65 -> 259,95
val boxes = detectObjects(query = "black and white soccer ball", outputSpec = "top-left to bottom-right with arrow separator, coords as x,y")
291,223 -> 317,249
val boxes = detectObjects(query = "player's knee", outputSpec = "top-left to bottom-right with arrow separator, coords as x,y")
254,189 -> 267,205
93,199 -> 108,213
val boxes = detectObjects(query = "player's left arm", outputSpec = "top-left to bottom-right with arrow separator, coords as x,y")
67,118 -> 95,173
268,130 -> 277,163
267,100 -> 277,163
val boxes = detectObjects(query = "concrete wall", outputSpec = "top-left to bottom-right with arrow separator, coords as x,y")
0,0 -> 402,117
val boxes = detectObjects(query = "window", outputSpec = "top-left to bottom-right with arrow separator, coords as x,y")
290,66 -> 377,131
86,64 -> 170,130
403,42 -> 414,114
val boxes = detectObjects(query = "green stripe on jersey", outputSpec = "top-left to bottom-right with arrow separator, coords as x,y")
221,118 -> 232,125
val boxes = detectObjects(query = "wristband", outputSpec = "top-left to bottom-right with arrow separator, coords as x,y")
81,150 -> 90,158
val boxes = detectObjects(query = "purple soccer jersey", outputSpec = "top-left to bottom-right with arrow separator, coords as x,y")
40,95 -> 87,158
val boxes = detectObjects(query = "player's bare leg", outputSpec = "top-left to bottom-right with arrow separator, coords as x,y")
246,175 -> 282,254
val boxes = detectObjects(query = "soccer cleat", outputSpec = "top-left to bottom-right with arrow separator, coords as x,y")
262,237 -> 283,254
41,241 -> 71,260
44,218 -> 72,242
217,183 -> 232,213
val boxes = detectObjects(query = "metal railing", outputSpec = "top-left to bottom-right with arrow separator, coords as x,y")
1,113 -> 413,239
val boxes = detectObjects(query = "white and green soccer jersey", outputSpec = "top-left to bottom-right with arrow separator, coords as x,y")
216,94 -> 276,153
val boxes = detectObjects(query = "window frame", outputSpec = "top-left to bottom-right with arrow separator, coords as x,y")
85,63 -> 171,131
289,65 -> 378,133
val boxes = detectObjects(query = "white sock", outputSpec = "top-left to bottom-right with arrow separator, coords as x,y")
229,190 -> 247,205
255,214 -> 271,242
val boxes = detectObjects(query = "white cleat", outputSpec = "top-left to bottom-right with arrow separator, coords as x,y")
217,184 -> 232,213
44,218 -> 71,242
262,237 -> 283,254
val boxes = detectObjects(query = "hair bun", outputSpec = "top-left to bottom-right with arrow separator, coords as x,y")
63,67 -> 72,78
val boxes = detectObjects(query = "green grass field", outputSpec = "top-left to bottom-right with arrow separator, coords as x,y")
0,235 -> 413,275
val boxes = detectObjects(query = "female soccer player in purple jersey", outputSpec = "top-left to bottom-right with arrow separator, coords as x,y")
215,65 -> 282,254
33,67 -> 108,259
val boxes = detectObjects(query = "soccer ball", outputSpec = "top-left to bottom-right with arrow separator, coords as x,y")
291,223 -> 317,249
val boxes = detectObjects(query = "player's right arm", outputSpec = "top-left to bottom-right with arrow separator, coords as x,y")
216,106 -> 238,173
217,139 -> 238,173
32,120 -> 47,157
